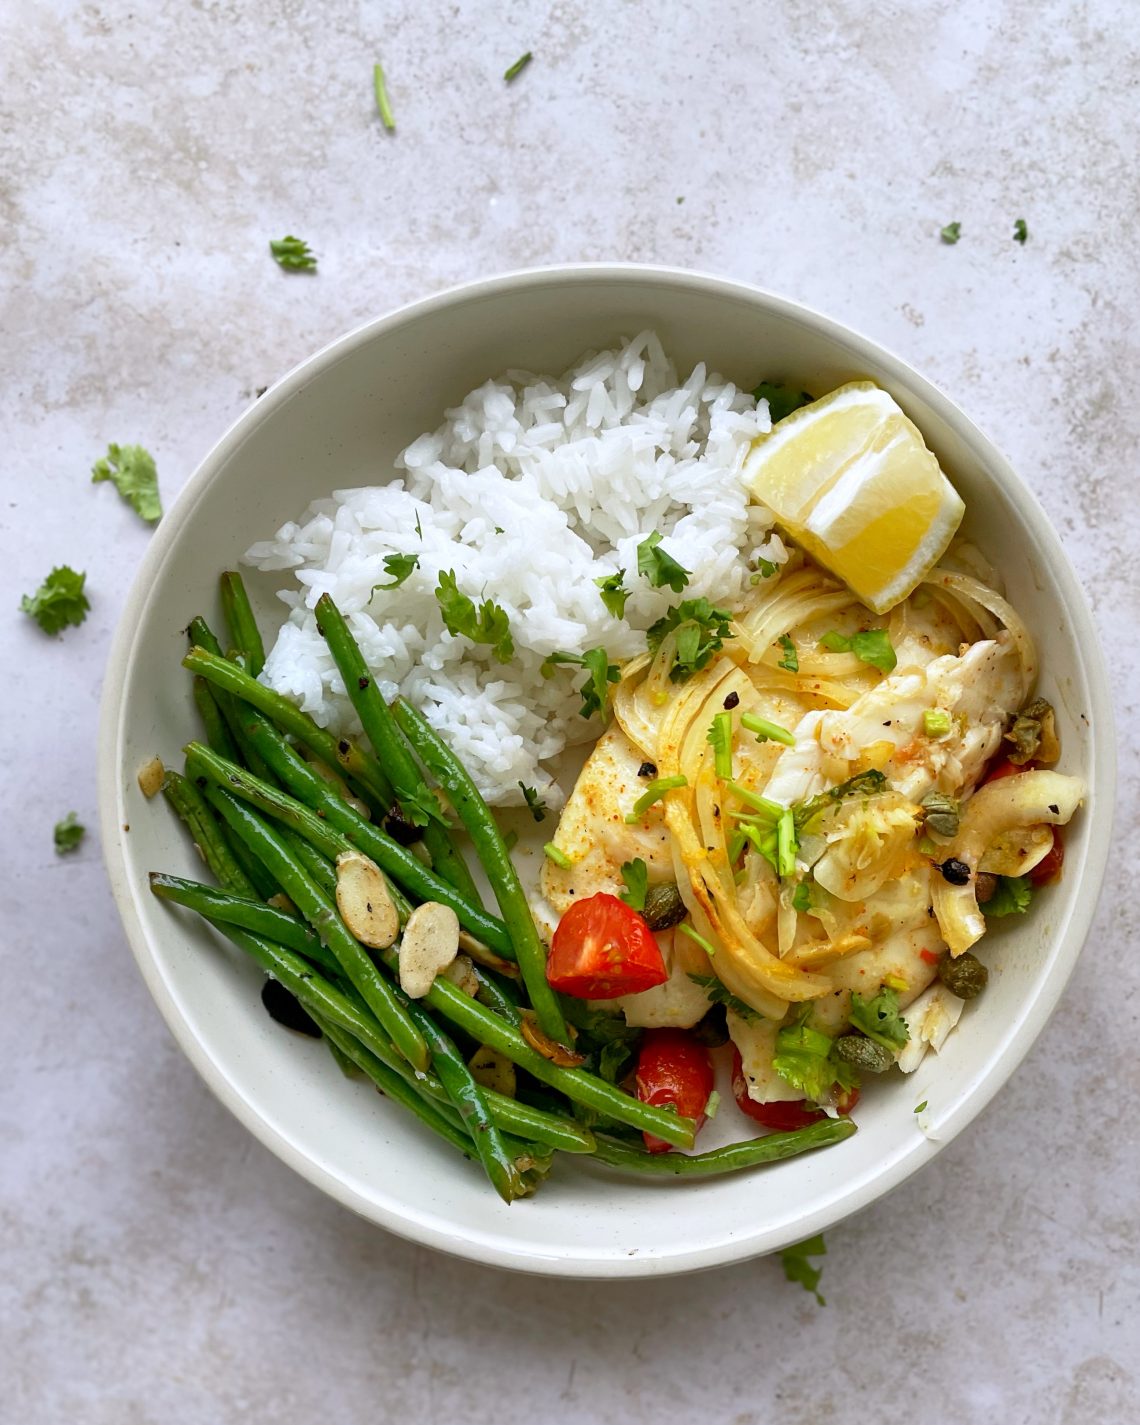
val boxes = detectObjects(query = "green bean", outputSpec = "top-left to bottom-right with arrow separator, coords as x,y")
202,782 -> 429,1072
186,620 -> 274,781
175,891 -> 588,1152
192,676 -> 240,762
373,945 -> 694,1149
148,872 -> 340,977
312,1014 -> 475,1159
395,989 -> 526,1202
279,826 -> 339,898
313,594 -> 481,903
392,697 -> 568,1043
219,571 -> 266,678
187,616 -> 224,658
186,738 -> 512,956
589,1117 -> 857,1175
184,645 -> 393,809
161,769 -> 257,896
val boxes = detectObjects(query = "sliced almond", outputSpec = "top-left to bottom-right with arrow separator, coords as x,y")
266,892 -> 296,914
519,1011 -> 585,1067
457,929 -> 520,977
468,1044 -> 517,1098
398,901 -> 460,998
137,756 -> 165,798
304,750 -> 372,820
335,851 -> 399,948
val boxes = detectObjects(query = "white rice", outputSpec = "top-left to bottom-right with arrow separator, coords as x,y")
244,331 -> 785,806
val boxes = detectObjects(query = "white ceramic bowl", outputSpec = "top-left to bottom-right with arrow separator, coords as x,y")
99,265 -> 1114,1277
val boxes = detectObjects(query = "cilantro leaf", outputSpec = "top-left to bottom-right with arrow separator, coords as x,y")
984,875 -> 1033,917
53,811 -> 85,855
518,782 -> 547,822
20,566 -> 90,634
688,973 -> 759,1023
373,552 -> 419,590
1013,218 -> 1028,244
818,628 -> 896,673
772,1010 -> 859,1104
849,986 -> 909,1051
706,710 -> 733,778
619,857 -> 648,912
940,221 -> 962,244
646,598 -> 734,682
750,556 -> 779,583
780,1234 -> 827,1306
637,531 -> 690,593
777,633 -> 799,672
91,443 -> 162,523
753,382 -> 815,424
269,235 -> 317,271
594,569 -> 630,620
541,647 -> 620,719
435,571 -> 514,662
504,51 -> 532,81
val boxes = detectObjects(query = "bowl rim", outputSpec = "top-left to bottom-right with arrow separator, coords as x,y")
98,261 -> 1116,1277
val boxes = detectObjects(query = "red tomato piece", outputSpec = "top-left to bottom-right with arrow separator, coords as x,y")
636,1029 -> 714,1153
547,893 -> 668,1000
1029,828 -> 1064,886
919,948 -> 941,966
983,756 -> 1035,784
730,1047 -> 825,1131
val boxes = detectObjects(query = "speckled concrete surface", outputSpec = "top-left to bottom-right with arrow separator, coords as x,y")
2,1 -> 1138,1420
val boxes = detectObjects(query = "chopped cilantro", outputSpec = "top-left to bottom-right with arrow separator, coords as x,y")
594,569 -> 630,619
91,444 -> 162,523
780,1233 -> 827,1305
688,973 -> 758,1020
373,61 -> 396,130
21,566 -> 90,634
753,382 -> 815,423
914,1100 -> 928,1114
776,807 -> 797,878
541,647 -> 620,719
435,571 -> 514,662
1013,218 -> 1028,244
940,221 -> 962,245
269,236 -> 317,271
792,880 -> 812,913
984,875 -> 1033,916
706,710 -> 733,779
777,633 -> 799,672
773,1010 -> 859,1104
53,812 -> 85,855
504,51 -> 532,81
373,552 -> 419,591
678,924 -> 718,958
819,628 -> 896,673
849,986 -> 909,1051
625,775 -> 687,823
793,769 -> 888,835
636,531 -> 690,593
646,598 -> 734,682
543,842 -> 572,869
619,857 -> 648,912
740,711 -> 795,746
750,556 -> 779,583
518,782 -> 547,822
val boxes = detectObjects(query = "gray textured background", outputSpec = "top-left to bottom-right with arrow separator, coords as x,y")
3,2 -> 1138,1421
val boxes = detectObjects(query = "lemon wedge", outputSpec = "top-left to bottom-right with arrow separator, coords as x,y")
743,382 -> 965,613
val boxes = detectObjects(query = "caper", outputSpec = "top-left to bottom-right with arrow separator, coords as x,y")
833,1034 -> 895,1073
937,950 -> 989,999
921,791 -> 960,839
643,881 -> 688,931
690,1003 -> 729,1048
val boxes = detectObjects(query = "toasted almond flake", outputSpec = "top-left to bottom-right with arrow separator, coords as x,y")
335,850 -> 399,948
468,1044 -> 517,1097
398,901 -> 460,998
519,1011 -> 585,1067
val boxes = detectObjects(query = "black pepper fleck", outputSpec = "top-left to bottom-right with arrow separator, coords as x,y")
1048,803 -> 1059,815
338,740 -> 350,754
723,690 -> 740,710
637,761 -> 658,779
358,676 -> 370,690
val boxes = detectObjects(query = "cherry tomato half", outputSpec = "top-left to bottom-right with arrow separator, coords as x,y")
983,756 -> 1036,784
1029,828 -> 1064,886
730,1047 -> 825,1131
547,893 -> 668,1000
637,1029 -> 715,1153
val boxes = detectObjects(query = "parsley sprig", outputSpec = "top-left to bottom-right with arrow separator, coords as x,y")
541,647 -> 620,719
20,566 -> 90,634
646,598 -> 734,682
269,236 -> 317,271
637,531 -> 690,593
373,553 -> 419,591
92,443 -> 162,522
